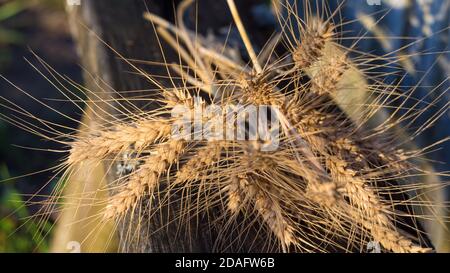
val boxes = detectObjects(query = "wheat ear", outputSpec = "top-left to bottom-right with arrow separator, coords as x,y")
328,155 -> 432,253
254,186 -> 295,253
68,118 -> 171,164
104,140 -> 185,219
310,54 -> 349,95
293,18 -> 334,69
227,173 -> 295,253
175,141 -> 225,184
226,175 -> 247,213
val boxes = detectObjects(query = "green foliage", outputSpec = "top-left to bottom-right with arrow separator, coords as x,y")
0,0 -> 66,251
0,164 -> 52,253
0,0 -> 29,45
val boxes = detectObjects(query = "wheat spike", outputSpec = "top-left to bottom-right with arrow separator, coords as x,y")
293,18 -> 335,68
310,54 -> 349,95
226,174 -> 249,213
175,141 -> 225,184
68,118 -> 171,164
162,88 -> 196,108
227,173 -> 295,252
327,155 -> 432,253
104,140 -> 185,219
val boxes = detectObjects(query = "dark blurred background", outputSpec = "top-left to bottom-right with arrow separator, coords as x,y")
0,0 -> 81,252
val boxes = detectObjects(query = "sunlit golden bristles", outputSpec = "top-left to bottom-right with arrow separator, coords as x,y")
10,0 -> 444,253
88,7 -> 440,250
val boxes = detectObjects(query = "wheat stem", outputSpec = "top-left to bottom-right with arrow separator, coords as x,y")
226,0 -> 262,73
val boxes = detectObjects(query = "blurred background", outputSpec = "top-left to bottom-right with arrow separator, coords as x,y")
0,0 -> 448,252
0,0 -> 81,252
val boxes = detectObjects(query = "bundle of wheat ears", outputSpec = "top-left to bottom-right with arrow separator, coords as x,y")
2,0 -> 448,253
